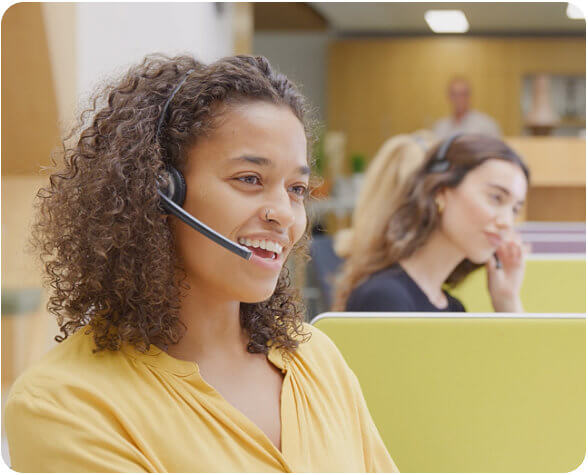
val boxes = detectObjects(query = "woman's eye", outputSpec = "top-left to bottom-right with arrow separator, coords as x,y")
289,185 -> 308,198
490,193 -> 503,204
237,175 -> 261,186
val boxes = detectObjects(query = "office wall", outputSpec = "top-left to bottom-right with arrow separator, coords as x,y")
77,3 -> 234,104
254,31 -> 331,121
1,3 -> 60,176
41,3 -> 77,132
328,37 -> 586,160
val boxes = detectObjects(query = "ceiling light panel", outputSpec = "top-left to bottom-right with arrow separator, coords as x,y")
566,3 -> 585,20
424,10 -> 470,33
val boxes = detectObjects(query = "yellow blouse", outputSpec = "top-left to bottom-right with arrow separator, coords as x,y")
5,323 -> 399,472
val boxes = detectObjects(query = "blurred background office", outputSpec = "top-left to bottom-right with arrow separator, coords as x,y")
1,2 -> 585,464
251,2 -> 586,317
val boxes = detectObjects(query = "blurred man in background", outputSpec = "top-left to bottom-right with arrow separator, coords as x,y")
433,77 -> 501,138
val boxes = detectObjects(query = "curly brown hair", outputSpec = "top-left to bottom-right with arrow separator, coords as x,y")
332,134 -> 530,311
32,54 -> 318,354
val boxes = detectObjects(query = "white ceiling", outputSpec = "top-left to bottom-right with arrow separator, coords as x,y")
310,2 -> 585,34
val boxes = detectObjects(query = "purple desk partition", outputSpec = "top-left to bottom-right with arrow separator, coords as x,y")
514,223 -> 585,254
529,241 -> 586,254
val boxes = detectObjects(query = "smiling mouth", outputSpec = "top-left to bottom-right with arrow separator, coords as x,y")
237,238 -> 283,260
245,246 -> 277,259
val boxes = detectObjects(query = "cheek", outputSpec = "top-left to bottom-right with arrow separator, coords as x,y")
294,208 -> 307,240
466,197 -> 495,225
290,208 -> 307,247
455,192 -> 496,225
441,193 -> 496,241
186,183 -> 247,237
279,208 -> 307,261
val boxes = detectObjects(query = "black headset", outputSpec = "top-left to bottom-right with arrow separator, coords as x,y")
426,133 -> 462,173
156,70 -> 252,260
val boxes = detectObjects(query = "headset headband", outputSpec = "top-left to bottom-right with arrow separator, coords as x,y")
427,133 -> 462,173
156,69 -> 195,139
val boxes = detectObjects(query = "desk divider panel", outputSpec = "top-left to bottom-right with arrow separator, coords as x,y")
312,313 -> 585,473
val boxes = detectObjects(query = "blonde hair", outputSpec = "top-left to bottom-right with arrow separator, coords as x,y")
332,132 -> 434,308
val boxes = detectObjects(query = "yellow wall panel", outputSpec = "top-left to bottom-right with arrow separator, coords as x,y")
1,3 -> 60,175
328,37 -> 585,161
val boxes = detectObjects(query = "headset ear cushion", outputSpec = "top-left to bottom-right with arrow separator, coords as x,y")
162,166 -> 187,207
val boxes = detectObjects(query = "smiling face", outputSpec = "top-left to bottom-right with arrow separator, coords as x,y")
437,159 -> 528,264
170,101 -> 309,303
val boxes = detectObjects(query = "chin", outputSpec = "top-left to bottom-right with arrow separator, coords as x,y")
236,280 -> 279,304
466,248 -> 495,265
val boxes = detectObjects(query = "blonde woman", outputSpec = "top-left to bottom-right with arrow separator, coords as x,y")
333,133 -> 529,313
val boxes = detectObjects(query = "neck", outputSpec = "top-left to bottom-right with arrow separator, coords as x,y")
453,109 -> 468,123
399,229 -> 465,304
164,273 -> 248,363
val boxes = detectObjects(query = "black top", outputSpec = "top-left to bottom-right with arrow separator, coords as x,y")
345,264 -> 466,312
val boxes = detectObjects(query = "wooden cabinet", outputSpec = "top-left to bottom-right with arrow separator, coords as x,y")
505,136 -> 586,221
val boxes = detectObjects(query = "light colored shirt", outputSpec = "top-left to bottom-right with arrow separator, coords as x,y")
433,110 -> 502,139
5,323 -> 399,472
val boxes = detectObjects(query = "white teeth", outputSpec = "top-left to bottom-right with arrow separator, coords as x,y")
237,237 -> 284,255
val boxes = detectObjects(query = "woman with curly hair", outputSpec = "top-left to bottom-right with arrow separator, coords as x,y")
332,133 -> 530,313
5,55 -> 398,472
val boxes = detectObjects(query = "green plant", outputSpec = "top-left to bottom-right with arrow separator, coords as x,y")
350,153 -> 366,173
312,126 -> 327,177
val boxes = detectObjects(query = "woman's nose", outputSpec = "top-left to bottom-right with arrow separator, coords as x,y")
261,189 -> 296,229
495,207 -> 515,229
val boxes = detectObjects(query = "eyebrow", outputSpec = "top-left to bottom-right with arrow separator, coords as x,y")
487,183 -> 525,204
228,155 -> 311,176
